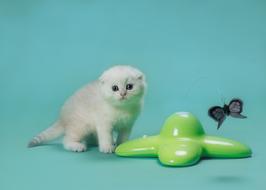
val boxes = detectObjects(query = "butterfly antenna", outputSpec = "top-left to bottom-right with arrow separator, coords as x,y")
216,87 -> 226,105
185,76 -> 226,103
185,76 -> 209,98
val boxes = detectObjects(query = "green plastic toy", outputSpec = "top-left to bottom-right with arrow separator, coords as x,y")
115,112 -> 252,167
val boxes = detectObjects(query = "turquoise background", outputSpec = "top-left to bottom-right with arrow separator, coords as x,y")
1,0 -> 265,189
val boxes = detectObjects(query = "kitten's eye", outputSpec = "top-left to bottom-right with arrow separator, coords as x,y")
112,85 -> 119,92
126,84 -> 133,90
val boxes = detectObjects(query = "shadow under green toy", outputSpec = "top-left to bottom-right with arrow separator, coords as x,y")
115,112 -> 252,167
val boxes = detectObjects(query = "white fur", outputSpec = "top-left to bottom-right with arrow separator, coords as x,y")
28,65 -> 146,153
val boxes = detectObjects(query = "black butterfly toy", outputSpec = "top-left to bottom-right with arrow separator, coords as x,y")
208,98 -> 247,129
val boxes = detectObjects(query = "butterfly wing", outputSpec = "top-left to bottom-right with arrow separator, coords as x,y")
230,112 -> 247,118
228,98 -> 247,118
208,106 -> 226,129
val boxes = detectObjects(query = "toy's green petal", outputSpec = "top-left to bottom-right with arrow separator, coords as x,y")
158,141 -> 202,167
202,136 -> 252,158
160,112 -> 205,138
115,136 -> 160,157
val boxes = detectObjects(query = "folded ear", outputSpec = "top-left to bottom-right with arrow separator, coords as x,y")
136,73 -> 147,88
99,75 -> 105,84
137,73 -> 145,81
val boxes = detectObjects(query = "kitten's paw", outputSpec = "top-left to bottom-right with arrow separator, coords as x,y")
64,142 -> 87,152
99,144 -> 115,154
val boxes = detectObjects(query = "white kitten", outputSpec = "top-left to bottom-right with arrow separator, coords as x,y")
28,65 -> 146,153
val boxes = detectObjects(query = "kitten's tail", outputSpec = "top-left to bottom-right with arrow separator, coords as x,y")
28,121 -> 64,148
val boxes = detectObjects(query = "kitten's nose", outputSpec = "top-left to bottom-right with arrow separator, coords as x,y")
120,92 -> 127,97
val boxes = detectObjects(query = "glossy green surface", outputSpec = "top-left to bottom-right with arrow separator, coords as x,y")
116,112 -> 252,166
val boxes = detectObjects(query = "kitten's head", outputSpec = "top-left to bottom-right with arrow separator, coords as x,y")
99,65 -> 146,107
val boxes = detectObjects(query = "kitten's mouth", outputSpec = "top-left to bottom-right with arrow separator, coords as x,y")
119,96 -> 127,101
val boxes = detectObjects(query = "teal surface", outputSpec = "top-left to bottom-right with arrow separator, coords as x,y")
0,0 -> 265,189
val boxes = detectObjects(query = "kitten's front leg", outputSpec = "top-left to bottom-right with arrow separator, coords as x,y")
116,126 -> 132,145
97,125 -> 115,153
63,133 -> 87,152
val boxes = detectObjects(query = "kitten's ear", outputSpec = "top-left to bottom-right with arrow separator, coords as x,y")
99,75 -> 105,84
137,74 -> 144,80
